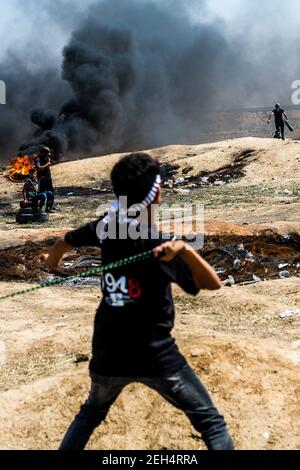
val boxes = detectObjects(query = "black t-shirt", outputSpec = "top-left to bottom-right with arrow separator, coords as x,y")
273,108 -> 285,124
35,155 -> 51,179
65,218 -> 200,377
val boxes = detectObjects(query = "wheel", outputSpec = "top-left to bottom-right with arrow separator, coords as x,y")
19,208 -> 35,215
37,212 -> 49,223
16,212 -> 35,224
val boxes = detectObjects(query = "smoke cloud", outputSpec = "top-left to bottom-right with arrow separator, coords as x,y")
1,0 -> 300,161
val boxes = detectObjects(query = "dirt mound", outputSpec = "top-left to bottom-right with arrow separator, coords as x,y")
203,232 -> 300,285
48,137 -> 300,189
0,231 -> 298,285
0,240 -> 100,282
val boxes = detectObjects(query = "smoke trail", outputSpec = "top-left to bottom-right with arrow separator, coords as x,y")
13,0 -> 245,159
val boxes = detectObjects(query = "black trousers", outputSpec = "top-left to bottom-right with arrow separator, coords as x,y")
59,364 -> 234,450
39,175 -> 55,203
276,122 -> 285,140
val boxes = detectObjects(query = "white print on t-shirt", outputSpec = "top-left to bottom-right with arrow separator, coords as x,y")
102,272 -> 142,307
105,273 -> 128,294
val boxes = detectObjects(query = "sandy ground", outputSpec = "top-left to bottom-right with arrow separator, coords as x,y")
0,136 -> 299,450
0,280 -> 299,450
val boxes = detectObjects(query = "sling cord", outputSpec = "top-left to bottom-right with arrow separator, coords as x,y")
0,250 -> 153,302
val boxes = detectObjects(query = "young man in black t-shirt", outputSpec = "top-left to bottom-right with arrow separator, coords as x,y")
42,153 -> 234,450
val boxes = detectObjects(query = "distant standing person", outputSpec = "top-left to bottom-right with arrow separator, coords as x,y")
34,146 -> 56,212
268,103 -> 287,140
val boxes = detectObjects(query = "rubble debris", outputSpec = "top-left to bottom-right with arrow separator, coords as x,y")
278,270 -> 290,279
0,239 -> 101,282
174,177 -> 185,186
275,189 -> 293,196
161,149 -> 257,192
238,274 -> 262,286
74,353 -> 89,363
1,232 -> 299,287
64,255 -> 102,270
160,163 -> 180,181
233,259 -> 242,270
196,148 -> 257,186
174,188 -> 190,195
222,275 -> 235,286
279,309 -> 300,319
202,232 -> 300,286
55,185 -> 112,197
278,263 -> 289,269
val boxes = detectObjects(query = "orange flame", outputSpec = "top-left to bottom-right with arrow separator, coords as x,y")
8,155 -> 36,183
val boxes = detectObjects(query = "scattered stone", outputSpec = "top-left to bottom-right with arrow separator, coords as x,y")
174,188 -> 190,195
74,353 -> 89,364
222,275 -> 235,286
278,263 -> 289,269
275,189 -> 293,196
233,258 -> 242,270
279,309 -> 300,319
174,177 -> 185,186
160,163 -> 180,180
278,270 -> 290,279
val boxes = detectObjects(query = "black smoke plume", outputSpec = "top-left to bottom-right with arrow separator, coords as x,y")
1,0 -> 300,162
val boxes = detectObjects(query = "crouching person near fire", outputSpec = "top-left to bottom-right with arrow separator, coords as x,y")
41,153 -> 234,451
22,168 -> 54,212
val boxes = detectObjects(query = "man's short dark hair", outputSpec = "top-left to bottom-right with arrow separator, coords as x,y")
111,153 -> 160,206
40,146 -> 51,155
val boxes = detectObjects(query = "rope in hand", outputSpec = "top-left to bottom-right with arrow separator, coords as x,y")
0,250 -> 153,302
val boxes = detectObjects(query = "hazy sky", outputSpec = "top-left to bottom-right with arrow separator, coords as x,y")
1,0 -> 300,159
1,0 -> 299,62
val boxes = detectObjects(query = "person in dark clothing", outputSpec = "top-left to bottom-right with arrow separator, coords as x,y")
34,146 -> 56,211
268,103 -> 288,140
41,153 -> 234,451
22,168 -> 54,212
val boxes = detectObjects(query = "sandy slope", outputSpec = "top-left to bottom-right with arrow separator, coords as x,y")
0,136 -> 299,450
46,137 -> 300,188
